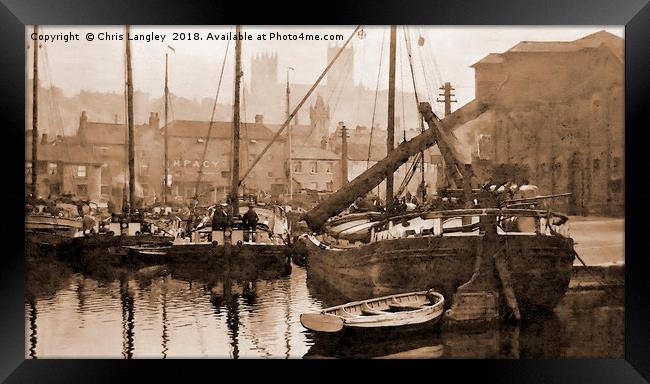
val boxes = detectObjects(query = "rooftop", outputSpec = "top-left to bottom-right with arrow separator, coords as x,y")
292,146 -> 339,160
471,30 -> 623,67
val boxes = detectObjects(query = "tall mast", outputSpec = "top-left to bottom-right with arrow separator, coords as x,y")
286,68 -> 292,200
386,25 -> 397,208
163,52 -> 169,206
31,25 -> 39,198
230,25 -> 242,214
126,25 -> 135,215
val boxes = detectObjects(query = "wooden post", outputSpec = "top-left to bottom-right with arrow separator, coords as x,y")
31,25 -> 39,198
163,52 -> 169,206
231,25 -> 242,215
286,68 -> 293,200
125,25 -> 135,216
340,124 -> 349,188
386,25 -> 396,208
436,82 -> 457,117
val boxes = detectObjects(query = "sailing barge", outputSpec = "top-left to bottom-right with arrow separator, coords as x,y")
299,100 -> 577,323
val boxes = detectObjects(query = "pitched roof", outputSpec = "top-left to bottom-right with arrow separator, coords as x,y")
26,144 -> 103,165
165,120 -> 280,141
81,122 -> 127,145
471,30 -> 623,67
291,146 -> 339,160
470,53 -> 504,67
346,143 -> 386,162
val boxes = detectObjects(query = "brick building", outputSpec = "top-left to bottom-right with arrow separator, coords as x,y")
26,132 -> 103,201
76,111 -> 162,209
452,31 -> 623,215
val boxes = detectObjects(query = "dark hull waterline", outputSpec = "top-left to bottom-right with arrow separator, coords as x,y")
301,234 -> 575,317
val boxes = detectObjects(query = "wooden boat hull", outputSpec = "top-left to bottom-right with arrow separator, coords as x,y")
301,234 -> 575,316
124,242 -> 293,279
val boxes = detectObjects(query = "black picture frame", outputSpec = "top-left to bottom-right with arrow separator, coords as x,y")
1,0 -> 647,382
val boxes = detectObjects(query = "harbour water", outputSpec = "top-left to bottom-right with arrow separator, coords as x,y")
25,256 -> 623,359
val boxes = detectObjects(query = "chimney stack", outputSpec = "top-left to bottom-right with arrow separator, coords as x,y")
149,112 -> 160,129
79,111 -> 88,147
254,114 -> 264,125
40,133 -> 48,145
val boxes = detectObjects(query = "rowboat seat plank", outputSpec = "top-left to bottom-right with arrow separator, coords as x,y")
388,297 -> 428,311
388,303 -> 426,311
335,308 -> 356,318
361,303 -> 386,316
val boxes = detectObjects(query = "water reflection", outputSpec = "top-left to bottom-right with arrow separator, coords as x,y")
161,277 -> 169,359
25,256 -> 623,359
120,274 -> 135,359
27,300 -> 37,359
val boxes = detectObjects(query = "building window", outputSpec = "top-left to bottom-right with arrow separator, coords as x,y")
310,182 -> 318,190
49,183 -> 61,196
101,185 -> 111,195
221,171 -> 230,178
326,181 -> 333,190
268,171 -> 274,177
325,163 -> 332,174
76,184 -> 88,196
267,154 -> 274,160
553,162 -> 562,173
613,157 -> 621,172
294,161 -> 302,173
593,159 -> 600,172
77,165 -> 87,178
48,163 -> 58,175
25,163 -> 32,175
139,165 -> 149,177
310,162 -> 318,174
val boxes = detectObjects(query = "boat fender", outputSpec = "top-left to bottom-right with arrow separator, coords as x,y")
212,240 -> 219,247
237,240 -> 243,246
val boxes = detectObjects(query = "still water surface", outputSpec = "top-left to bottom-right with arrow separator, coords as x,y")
25,259 -> 623,359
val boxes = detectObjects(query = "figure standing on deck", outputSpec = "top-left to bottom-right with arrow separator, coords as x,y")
242,203 -> 259,242
212,202 -> 230,230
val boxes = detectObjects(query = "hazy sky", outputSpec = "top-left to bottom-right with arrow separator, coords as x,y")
27,25 -> 624,110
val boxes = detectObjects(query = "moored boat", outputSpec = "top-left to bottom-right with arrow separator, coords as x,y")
300,290 -> 445,333
302,208 -> 575,318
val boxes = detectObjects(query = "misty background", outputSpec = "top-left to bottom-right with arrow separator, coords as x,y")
26,25 -> 623,136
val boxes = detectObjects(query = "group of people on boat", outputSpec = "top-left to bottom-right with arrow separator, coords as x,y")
341,178 -> 544,219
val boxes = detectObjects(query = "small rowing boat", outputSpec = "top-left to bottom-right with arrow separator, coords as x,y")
300,290 -> 445,333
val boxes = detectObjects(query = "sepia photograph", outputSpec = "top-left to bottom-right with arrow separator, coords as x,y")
24,24 -> 624,359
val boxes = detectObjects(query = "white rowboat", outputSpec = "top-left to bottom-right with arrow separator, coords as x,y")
300,290 -> 445,333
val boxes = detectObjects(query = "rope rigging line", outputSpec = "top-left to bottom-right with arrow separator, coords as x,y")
193,39 -> 231,204
329,53 -> 356,123
366,27 -> 387,171
401,26 -> 422,107
403,27 -> 431,200
395,151 -> 423,199
40,37 -> 74,197
239,25 -> 362,185
419,27 -> 443,89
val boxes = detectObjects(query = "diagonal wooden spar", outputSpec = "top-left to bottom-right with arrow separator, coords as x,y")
238,26 -> 362,186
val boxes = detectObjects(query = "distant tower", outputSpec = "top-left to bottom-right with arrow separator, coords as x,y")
309,95 -> 330,147
326,44 -> 354,88
251,52 -> 278,92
